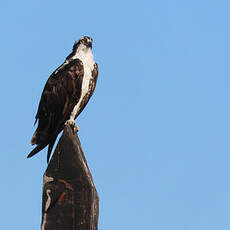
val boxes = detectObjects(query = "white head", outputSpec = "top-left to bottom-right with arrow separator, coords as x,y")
71,36 -> 95,67
73,36 -> 93,52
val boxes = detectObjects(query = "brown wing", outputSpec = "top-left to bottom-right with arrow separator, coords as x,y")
28,58 -> 84,160
75,63 -> 99,118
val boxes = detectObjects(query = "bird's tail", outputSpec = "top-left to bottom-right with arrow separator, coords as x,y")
28,128 -> 59,162
28,129 -> 49,158
47,138 -> 57,163
27,143 -> 48,158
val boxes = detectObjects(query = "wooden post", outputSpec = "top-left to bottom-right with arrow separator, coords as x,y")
41,124 -> 99,230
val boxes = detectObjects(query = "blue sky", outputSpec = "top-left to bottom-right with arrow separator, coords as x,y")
0,0 -> 230,229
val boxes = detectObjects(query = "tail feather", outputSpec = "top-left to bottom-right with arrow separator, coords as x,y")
27,143 -> 48,158
47,139 -> 56,163
28,128 -> 60,162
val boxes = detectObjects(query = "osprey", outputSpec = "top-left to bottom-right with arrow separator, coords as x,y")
27,36 -> 98,162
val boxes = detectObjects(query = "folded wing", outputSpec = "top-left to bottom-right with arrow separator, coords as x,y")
28,58 -> 84,160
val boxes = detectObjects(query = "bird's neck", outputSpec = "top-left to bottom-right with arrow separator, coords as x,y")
71,44 -> 95,72
72,44 -> 94,63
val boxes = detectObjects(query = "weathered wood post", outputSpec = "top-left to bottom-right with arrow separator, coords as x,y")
41,124 -> 99,230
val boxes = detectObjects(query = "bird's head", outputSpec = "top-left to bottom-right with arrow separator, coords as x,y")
73,36 -> 93,51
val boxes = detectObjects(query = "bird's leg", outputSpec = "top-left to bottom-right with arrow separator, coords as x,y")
65,118 -> 79,133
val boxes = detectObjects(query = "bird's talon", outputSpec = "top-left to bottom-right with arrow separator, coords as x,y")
65,120 -> 79,133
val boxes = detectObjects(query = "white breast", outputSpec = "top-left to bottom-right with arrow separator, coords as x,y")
70,45 -> 95,119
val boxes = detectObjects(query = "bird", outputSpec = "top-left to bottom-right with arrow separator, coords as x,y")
27,36 -> 98,162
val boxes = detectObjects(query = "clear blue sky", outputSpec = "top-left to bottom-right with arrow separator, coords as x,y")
0,0 -> 230,229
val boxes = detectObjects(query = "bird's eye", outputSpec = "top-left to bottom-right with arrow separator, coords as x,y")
81,40 -> 85,44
